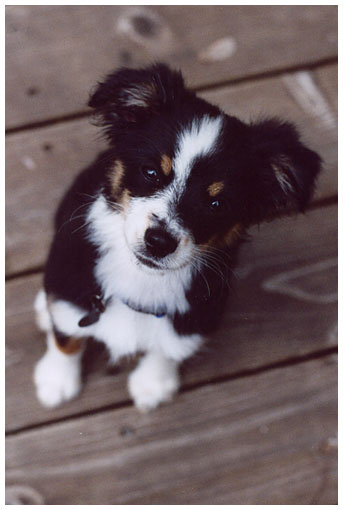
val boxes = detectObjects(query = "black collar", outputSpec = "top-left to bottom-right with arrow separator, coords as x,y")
79,294 -> 166,327
121,298 -> 166,318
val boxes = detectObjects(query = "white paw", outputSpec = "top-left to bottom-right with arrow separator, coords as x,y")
128,353 -> 180,412
33,350 -> 82,408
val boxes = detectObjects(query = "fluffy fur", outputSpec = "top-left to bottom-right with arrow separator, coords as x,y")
34,63 -> 321,411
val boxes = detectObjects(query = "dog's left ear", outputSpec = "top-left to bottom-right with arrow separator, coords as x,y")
88,63 -> 187,134
243,119 -> 322,224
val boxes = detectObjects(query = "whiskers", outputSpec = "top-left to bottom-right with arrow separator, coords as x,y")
190,244 -> 235,298
57,200 -> 94,234
58,192 -> 124,236
189,257 -> 211,298
106,198 -> 125,213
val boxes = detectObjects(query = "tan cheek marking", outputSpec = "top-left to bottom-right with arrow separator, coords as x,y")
200,235 -> 219,248
223,223 -> 244,246
110,160 -> 125,196
201,223 -> 244,249
161,154 -> 172,176
208,181 -> 225,197
54,335 -> 83,355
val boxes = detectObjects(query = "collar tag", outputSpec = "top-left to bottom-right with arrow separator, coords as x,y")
78,294 -> 106,327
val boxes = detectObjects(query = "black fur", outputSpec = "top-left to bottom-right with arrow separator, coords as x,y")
44,151 -> 110,311
44,63 -> 321,336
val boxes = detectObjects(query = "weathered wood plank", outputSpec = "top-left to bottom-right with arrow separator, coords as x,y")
5,120 -> 108,276
314,63 -> 338,112
6,204 -> 337,432
6,357 -> 337,504
5,70 -> 337,276
6,5 -> 337,128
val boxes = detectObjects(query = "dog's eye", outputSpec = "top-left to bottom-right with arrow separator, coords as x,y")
210,199 -> 220,209
209,199 -> 222,211
209,198 -> 228,214
141,166 -> 161,184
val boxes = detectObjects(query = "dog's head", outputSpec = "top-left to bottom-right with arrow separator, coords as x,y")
89,64 -> 321,271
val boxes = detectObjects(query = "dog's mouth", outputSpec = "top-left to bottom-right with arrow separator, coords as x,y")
135,252 -> 164,270
134,250 -> 194,273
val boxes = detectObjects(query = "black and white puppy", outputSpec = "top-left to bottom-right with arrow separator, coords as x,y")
34,64 -> 321,411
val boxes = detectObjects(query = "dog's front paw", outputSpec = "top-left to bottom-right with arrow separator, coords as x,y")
34,351 -> 82,408
128,353 -> 180,412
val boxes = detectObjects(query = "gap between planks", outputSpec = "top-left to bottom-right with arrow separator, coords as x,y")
5,57 -> 337,136
6,346 -> 337,438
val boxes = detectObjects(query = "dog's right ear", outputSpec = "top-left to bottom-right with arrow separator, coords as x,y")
88,63 -> 186,135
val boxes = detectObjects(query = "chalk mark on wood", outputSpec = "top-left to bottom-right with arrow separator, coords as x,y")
262,257 -> 337,304
283,71 -> 337,130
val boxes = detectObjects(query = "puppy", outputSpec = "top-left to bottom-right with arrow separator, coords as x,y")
34,63 -> 321,411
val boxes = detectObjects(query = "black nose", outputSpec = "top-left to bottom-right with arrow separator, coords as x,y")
144,228 -> 178,258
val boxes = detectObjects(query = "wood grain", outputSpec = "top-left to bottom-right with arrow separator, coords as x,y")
5,119 -> 108,276
314,63 -> 338,112
6,205 -> 337,432
5,69 -> 337,276
6,5 -> 337,128
6,357 -> 337,504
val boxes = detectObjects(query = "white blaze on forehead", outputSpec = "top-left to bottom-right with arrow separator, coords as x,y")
173,115 -> 223,184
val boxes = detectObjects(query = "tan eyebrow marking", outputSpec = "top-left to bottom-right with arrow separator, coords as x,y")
208,181 -> 225,197
110,160 -> 125,196
161,154 -> 172,176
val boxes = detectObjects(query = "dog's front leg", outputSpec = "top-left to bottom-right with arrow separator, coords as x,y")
128,350 -> 181,412
34,330 -> 84,408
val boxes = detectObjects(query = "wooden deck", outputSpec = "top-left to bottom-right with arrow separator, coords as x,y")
5,6 -> 337,505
